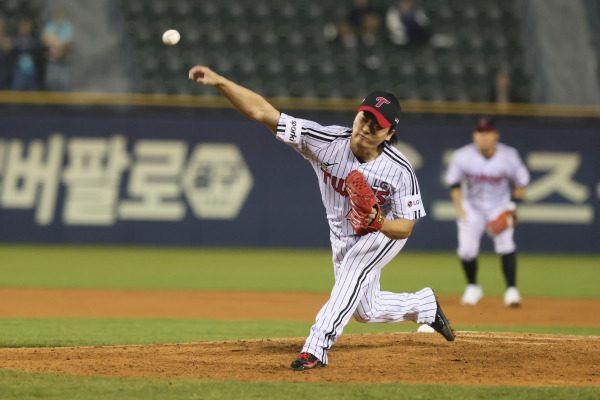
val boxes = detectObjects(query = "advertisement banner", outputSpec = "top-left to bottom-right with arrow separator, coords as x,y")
0,108 -> 598,252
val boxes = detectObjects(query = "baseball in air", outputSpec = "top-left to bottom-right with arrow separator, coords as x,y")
162,29 -> 180,45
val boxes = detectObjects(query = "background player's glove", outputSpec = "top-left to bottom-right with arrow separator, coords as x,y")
487,203 -> 518,236
346,170 -> 384,236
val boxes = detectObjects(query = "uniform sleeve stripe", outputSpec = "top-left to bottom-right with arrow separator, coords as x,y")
305,132 -> 334,142
276,126 -> 332,142
383,148 -> 418,195
278,119 -> 351,141
305,127 -> 350,140
305,127 -> 337,137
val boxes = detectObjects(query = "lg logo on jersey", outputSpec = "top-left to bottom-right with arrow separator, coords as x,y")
372,179 -> 389,191
321,168 -> 389,205
407,199 -> 420,208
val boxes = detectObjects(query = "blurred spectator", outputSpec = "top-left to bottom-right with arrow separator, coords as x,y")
42,8 -> 73,91
338,0 -> 384,49
331,0 -> 385,71
489,69 -> 522,104
11,17 -> 41,91
0,16 -> 12,89
385,0 -> 431,46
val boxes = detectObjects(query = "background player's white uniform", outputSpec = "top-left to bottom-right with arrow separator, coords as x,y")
277,113 -> 436,365
445,142 -> 530,260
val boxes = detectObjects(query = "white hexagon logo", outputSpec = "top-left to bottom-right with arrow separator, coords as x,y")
182,143 -> 253,219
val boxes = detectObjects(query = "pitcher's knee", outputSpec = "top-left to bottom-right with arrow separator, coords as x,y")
353,309 -> 372,323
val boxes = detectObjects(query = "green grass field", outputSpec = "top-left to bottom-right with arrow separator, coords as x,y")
0,245 -> 599,399
2,245 -> 598,297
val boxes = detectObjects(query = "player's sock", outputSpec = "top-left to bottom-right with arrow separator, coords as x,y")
501,251 -> 517,287
461,259 -> 478,285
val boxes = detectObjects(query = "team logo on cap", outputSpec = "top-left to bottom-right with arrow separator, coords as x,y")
375,97 -> 390,108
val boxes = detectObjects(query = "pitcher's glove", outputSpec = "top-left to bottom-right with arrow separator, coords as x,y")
346,170 -> 384,236
487,203 -> 518,236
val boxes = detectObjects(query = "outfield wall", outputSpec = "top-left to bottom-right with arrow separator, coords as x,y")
0,103 -> 598,252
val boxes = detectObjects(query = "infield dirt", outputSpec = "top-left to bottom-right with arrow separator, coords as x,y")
0,288 -> 599,386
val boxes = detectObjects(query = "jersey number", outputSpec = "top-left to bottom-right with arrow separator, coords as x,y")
374,191 -> 389,205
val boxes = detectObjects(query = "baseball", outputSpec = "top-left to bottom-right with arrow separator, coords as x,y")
162,29 -> 180,46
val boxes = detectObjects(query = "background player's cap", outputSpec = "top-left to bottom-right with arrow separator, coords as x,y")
358,91 -> 401,128
475,117 -> 497,132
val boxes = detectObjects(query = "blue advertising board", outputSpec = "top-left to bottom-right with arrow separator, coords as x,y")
0,107 -> 598,252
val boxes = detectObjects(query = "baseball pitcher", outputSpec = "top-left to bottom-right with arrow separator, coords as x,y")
189,65 -> 455,371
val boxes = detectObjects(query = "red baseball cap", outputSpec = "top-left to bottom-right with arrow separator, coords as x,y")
358,91 -> 401,128
475,117 -> 497,132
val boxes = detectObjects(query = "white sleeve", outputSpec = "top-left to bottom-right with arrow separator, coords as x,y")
512,151 -> 530,187
391,170 -> 426,220
276,113 -> 303,150
275,113 -> 350,159
445,153 -> 463,186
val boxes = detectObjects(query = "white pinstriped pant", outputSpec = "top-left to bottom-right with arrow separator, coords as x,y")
457,203 -> 516,261
302,232 -> 438,365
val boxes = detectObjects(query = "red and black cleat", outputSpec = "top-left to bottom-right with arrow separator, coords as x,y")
429,299 -> 456,341
290,352 -> 326,371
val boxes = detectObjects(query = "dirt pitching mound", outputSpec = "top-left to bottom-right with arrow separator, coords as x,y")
1,288 -> 599,386
1,332 -> 598,387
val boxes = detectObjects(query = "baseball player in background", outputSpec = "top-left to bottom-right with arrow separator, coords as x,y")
189,65 -> 455,371
445,117 -> 530,307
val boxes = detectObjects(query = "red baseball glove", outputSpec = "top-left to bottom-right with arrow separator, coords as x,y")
487,211 -> 517,236
345,170 -> 384,236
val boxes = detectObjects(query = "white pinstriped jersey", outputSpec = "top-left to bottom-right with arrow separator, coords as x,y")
276,113 -> 435,365
445,143 -> 530,212
276,113 -> 425,239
